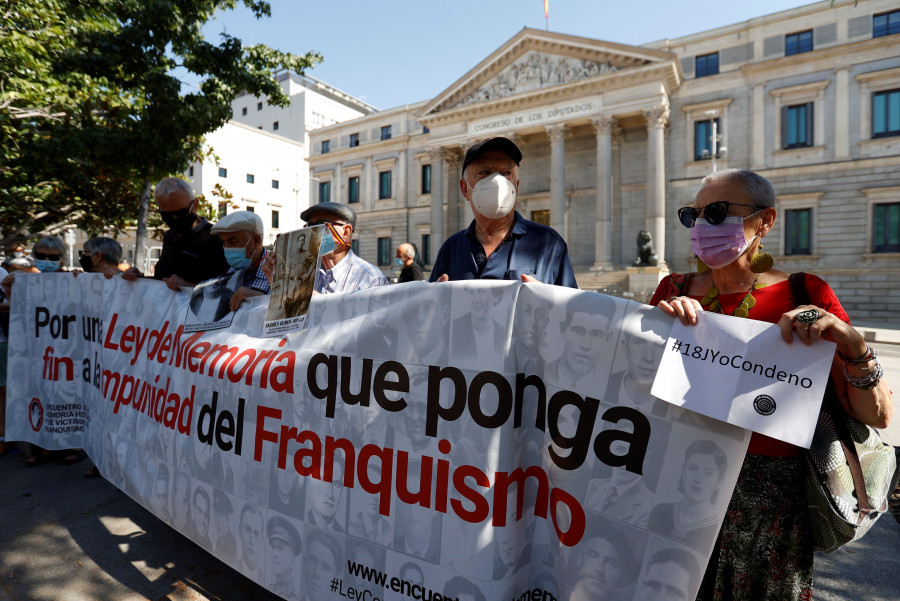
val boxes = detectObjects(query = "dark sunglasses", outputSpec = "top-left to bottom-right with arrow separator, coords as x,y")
678,201 -> 762,228
33,252 -> 61,261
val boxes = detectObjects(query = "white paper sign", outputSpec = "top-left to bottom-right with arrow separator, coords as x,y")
651,311 -> 835,448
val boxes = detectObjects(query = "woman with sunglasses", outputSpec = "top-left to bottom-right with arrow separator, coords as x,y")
650,169 -> 892,601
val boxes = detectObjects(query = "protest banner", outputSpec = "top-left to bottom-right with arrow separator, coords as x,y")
7,273 -> 756,601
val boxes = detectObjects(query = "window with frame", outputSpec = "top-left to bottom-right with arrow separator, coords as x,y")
257,101 -> 263,111
246,173 -> 255,184
421,164 -> 432,194
273,121 -> 279,131
188,166 -> 194,177
423,126 -> 430,134
785,30 -> 813,56
348,176 -> 360,204
381,125 -> 392,140
873,89 -> 900,138
784,208 -> 812,255
377,237 -> 391,266
421,234 -> 430,265
349,133 -> 360,147
378,171 -> 392,199
319,181 -> 331,204
695,52 -> 719,78
321,140 -> 331,154
694,119 -> 721,160
873,202 -> 900,252
874,10 -> 900,38
218,202 -> 228,218
246,206 -> 255,213
218,167 -> 228,178
782,103 -> 814,148
271,210 -> 279,230
241,107 -> 247,116
272,179 -> 279,189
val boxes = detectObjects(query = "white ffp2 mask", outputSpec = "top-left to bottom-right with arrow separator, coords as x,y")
467,173 -> 516,219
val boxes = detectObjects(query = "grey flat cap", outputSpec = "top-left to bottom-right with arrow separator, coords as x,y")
300,202 -> 357,229
211,210 -> 264,236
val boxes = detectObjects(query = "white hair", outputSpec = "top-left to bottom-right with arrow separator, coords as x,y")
154,177 -> 194,200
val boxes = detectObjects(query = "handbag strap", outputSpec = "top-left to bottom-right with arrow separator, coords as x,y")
789,272 -> 872,520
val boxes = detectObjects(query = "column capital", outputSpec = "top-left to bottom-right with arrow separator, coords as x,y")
643,105 -> 670,130
545,123 -> 570,142
426,147 -> 446,162
591,115 -> 617,135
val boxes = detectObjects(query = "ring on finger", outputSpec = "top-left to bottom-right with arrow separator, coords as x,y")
795,309 -> 820,325
667,296 -> 678,303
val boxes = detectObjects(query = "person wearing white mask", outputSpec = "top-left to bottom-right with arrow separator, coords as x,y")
430,137 -> 576,287
210,210 -> 270,311
263,202 -> 387,294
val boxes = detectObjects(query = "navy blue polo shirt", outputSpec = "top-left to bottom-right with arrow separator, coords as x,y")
428,212 -> 577,287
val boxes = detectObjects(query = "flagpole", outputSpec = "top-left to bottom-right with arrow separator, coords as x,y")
544,0 -> 549,30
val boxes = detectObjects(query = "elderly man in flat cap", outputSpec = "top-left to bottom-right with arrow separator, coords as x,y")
430,137 -> 576,287
264,201 -> 387,294
210,210 -> 270,310
267,515 -> 302,600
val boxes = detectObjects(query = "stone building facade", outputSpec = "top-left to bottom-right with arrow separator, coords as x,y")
307,0 -> 900,322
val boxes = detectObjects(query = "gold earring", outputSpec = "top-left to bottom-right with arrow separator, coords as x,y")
749,243 -> 774,274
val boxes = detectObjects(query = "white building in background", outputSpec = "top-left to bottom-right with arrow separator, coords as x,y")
185,120 -> 304,246
307,0 -> 900,322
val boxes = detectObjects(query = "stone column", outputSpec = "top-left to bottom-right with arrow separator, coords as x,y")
592,115 -> 615,269
363,157 -> 373,211
427,147 -> 444,263
834,68 -> 850,160
334,163 -> 343,204
644,106 -> 669,266
398,150 -> 407,207
546,124 -> 569,235
751,84 -> 766,169
446,148 -> 464,234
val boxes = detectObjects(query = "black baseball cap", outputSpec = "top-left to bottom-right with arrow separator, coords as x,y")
300,202 -> 357,229
461,137 -> 522,172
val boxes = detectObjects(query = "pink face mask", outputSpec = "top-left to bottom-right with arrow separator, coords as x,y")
690,217 -> 757,269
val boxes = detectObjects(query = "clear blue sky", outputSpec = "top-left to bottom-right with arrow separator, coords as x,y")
201,0 -> 818,109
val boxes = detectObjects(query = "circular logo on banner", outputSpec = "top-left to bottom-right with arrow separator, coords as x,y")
753,394 -> 776,416
29,397 -> 44,432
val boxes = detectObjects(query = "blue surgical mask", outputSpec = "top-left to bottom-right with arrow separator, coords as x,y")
35,259 -> 60,273
394,258 -> 404,267
223,239 -> 252,270
319,231 -> 336,256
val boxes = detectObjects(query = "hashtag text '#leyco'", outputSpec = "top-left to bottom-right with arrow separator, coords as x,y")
668,340 -> 813,389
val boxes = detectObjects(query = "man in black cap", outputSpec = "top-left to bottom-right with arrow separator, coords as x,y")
266,515 -> 302,600
263,201 -> 387,294
429,137 -> 576,287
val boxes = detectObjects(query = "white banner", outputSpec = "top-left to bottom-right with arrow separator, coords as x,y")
652,312 -> 833,448
7,274 -> 754,601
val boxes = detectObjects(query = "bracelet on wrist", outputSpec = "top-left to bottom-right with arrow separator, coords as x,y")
843,358 -> 883,390
837,345 -> 876,365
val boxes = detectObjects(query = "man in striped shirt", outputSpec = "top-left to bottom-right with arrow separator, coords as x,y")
264,202 -> 387,294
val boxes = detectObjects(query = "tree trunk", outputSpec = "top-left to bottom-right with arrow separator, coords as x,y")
134,177 -> 153,273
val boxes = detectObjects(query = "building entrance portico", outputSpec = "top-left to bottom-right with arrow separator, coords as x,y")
414,29 -> 681,273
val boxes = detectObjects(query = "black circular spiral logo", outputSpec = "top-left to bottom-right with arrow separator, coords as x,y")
753,394 -> 776,416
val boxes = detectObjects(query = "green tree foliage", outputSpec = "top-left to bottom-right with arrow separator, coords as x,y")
1,0 -> 320,259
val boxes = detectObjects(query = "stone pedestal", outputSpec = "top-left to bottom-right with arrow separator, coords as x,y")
627,264 -> 670,301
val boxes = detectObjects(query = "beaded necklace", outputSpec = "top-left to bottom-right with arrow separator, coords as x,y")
699,275 -> 767,318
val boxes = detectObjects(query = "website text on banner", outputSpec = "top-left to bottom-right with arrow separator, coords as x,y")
8,274 -> 756,601
652,311 -> 834,448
